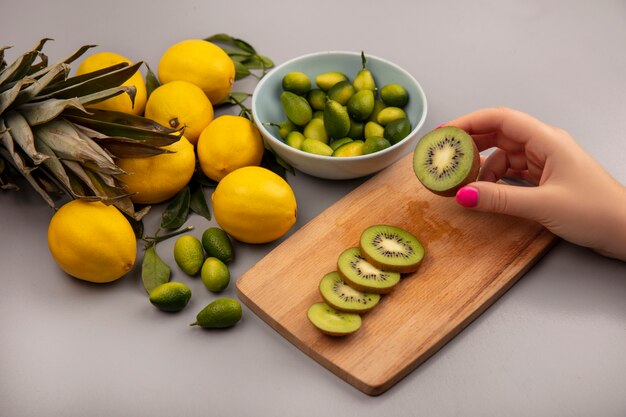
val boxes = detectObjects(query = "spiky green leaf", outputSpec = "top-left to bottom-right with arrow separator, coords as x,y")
161,186 -> 190,229
34,120 -> 122,173
78,85 -> 136,107
189,184 -> 211,221
63,112 -> 181,146
39,61 -> 142,100
19,97 -> 87,125
0,38 -> 51,85
65,108 -> 176,134
14,63 -> 69,106
0,77 -> 35,114
33,136 -> 74,194
144,63 -> 160,97
4,110 -> 49,164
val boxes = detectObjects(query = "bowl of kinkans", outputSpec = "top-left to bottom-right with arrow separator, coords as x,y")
251,51 -> 428,180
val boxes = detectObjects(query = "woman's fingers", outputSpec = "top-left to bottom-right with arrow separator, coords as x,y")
443,107 -> 558,149
478,148 -> 530,182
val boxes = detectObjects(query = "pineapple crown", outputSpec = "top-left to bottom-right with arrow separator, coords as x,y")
0,38 -> 182,219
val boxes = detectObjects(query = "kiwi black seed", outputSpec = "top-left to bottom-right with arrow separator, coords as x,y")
359,225 -> 424,273
412,126 -> 480,197
307,302 -> 362,336
319,271 -> 381,313
337,247 -> 401,294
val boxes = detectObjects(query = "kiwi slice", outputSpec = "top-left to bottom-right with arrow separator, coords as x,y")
307,302 -> 362,336
319,271 -> 381,313
359,225 -> 424,273
337,247 -> 401,294
412,126 -> 480,196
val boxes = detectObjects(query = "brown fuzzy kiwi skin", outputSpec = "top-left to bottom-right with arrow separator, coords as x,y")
336,265 -> 397,295
419,129 -> 481,197
358,243 -> 423,274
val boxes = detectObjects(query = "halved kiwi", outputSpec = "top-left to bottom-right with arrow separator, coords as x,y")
337,247 -> 401,294
359,225 -> 424,273
412,126 -> 480,196
307,302 -> 362,336
319,271 -> 381,313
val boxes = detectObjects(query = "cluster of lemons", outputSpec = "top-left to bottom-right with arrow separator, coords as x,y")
47,39 -> 297,284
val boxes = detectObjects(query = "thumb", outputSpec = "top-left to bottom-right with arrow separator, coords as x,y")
455,182 -> 546,222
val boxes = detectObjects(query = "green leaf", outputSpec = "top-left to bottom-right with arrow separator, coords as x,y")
222,92 -> 251,105
0,45 -> 9,72
205,33 -> 257,55
261,148 -> 293,178
66,108 -> 176,134
189,184 -> 211,221
38,62 -> 126,95
39,61 -> 143,101
14,63 -> 69,105
62,111 -> 180,146
218,48 -> 252,58
34,120 -> 121,173
96,139 -> 171,158
4,110 -> 49,164
160,186 -> 190,229
33,136 -> 74,193
191,164 -> 218,187
0,38 -> 50,86
204,33 -> 274,78
258,54 -> 274,69
144,63 -> 160,98
122,212 -> 144,239
0,77 -> 35,114
78,85 -> 136,108
233,61 -> 251,80
1,123 -> 56,206
142,246 -> 171,294
40,44 -> 95,76
18,97 -> 87,126
241,54 -> 270,70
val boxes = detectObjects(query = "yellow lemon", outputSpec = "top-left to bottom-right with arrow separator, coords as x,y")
211,166 -> 297,244
158,39 -> 235,104
117,137 -> 195,204
144,80 -> 214,145
47,200 -> 137,283
197,115 -> 264,182
75,51 -> 147,115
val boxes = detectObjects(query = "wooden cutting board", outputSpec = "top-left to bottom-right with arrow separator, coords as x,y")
236,152 -> 557,396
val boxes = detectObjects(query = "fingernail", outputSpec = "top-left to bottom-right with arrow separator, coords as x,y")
435,123 -> 446,129
456,186 -> 479,207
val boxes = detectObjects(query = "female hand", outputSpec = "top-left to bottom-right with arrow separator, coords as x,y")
443,107 -> 626,261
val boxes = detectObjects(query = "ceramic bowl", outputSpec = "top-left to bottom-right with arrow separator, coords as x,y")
251,51 -> 427,180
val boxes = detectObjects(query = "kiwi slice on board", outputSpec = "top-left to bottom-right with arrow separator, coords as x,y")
337,247 -> 401,294
412,126 -> 480,196
307,302 -> 362,336
359,225 -> 424,273
319,271 -> 381,313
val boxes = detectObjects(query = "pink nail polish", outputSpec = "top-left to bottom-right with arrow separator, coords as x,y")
435,123 -> 446,129
456,186 -> 478,207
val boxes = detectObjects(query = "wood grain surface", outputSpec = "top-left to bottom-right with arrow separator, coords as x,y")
236,152 -> 558,395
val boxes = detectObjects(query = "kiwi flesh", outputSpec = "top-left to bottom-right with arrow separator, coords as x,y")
359,225 -> 424,273
337,247 -> 401,294
307,302 -> 362,336
412,126 -> 480,196
319,271 -> 381,313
